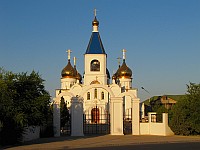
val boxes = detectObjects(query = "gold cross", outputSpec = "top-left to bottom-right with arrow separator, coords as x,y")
66,49 -> 72,60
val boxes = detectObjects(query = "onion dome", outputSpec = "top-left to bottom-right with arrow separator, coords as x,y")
92,16 -> 99,26
115,60 -> 132,79
61,60 -> 76,78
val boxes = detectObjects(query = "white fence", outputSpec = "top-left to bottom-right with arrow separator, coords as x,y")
140,113 -> 174,136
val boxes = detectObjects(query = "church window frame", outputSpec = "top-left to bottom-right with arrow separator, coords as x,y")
90,59 -> 100,71
87,92 -> 90,100
101,91 -> 104,100
94,88 -> 97,99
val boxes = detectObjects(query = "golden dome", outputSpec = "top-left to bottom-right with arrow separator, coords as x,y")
92,16 -> 99,26
90,80 -> 100,85
61,60 -> 76,78
115,60 -> 132,79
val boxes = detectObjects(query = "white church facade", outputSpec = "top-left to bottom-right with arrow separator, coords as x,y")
53,13 -> 174,136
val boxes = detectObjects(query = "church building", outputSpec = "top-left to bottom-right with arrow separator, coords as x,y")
53,12 -> 141,136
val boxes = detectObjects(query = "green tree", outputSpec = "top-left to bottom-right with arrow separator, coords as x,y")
60,96 -> 69,129
170,83 -> 200,135
13,71 -> 51,126
0,68 -> 51,145
0,68 -> 24,145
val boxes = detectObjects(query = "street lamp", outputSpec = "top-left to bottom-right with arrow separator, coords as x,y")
141,87 -> 151,102
141,87 -> 152,120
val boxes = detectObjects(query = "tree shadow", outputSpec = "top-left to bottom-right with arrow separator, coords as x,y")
3,134 -> 106,149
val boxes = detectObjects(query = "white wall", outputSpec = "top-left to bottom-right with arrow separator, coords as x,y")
139,113 -> 174,136
140,123 -> 149,135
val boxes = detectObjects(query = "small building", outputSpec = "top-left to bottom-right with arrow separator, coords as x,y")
141,95 -> 185,118
152,95 -> 177,110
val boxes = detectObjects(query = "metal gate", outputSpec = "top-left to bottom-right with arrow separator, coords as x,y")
123,108 -> 132,135
83,106 -> 110,135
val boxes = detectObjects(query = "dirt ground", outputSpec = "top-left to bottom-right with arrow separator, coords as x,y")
3,135 -> 200,150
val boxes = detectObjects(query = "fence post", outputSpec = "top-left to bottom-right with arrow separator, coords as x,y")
71,97 -> 84,136
53,98 -> 60,137
110,97 -> 124,135
132,98 -> 140,135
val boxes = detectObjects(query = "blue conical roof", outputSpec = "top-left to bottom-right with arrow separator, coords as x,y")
85,32 -> 106,54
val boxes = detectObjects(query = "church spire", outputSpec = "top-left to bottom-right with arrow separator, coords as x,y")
92,9 -> 99,32
85,9 -> 105,54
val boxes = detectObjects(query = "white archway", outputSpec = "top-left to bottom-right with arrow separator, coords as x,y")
118,91 -> 137,99
54,92 -> 75,104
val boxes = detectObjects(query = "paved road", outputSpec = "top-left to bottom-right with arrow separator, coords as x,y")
4,135 -> 200,150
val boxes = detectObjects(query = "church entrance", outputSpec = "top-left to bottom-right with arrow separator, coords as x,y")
83,106 -> 110,135
91,108 -> 100,123
123,108 -> 132,135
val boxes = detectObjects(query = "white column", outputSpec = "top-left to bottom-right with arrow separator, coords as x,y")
132,98 -> 140,135
163,113 -> 174,136
141,103 -> 145,119
53,98 -> 60,137
110,97 -> 124,135
163,113 -> 168,125
71,97 -> 84,136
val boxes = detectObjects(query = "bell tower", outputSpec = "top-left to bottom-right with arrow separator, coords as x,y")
83,10 -> 110,85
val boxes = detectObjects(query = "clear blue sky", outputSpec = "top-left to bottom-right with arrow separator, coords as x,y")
1,0 -> 200,101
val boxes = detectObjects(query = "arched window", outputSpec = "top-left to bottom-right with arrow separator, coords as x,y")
87,92 -> 90,100
91,59 -> 100,71
101,92 -> 104,100
94,89 -> 97,99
